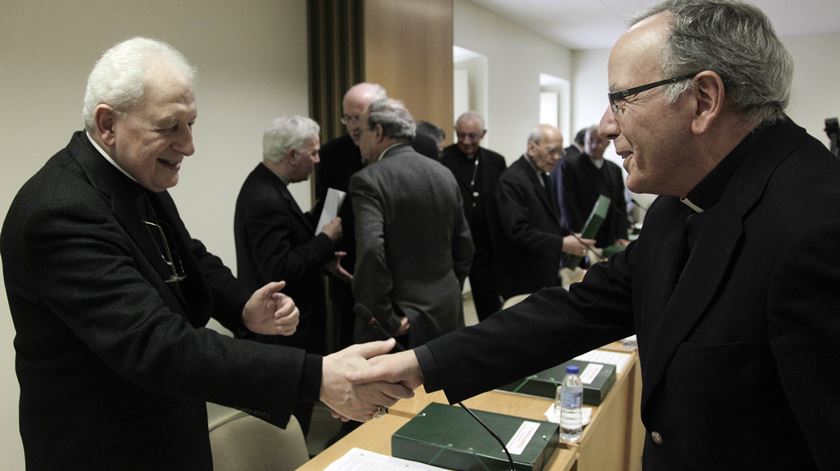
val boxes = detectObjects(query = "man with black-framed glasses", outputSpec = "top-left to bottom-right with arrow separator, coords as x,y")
348,1 -> 840,469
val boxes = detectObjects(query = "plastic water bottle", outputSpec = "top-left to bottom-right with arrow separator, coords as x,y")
556,365 -> 583,443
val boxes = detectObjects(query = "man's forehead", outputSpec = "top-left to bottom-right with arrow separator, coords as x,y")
608,11 -> 671,88
456,118 -> 482,131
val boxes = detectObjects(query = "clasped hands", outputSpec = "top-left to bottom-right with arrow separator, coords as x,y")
243,281 -> 424,422
320,338 -> 424,422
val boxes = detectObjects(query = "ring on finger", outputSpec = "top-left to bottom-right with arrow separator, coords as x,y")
374,406 -> 387,419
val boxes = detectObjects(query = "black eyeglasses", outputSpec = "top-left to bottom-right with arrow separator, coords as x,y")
144,220 -> 187,283
608,71 -> 700,113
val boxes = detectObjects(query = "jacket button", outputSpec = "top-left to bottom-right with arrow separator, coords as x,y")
650,431 -> 663,445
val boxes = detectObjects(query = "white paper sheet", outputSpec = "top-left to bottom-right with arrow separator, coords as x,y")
324,447 -> 453,471
315,188 -> 347,235
574,349 -> 633,374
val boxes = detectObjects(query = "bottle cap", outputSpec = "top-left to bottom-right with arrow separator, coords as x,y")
565,365 -> 580,374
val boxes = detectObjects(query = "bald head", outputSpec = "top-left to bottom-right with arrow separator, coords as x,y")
527,124 -> 564,173
343,83 -> 387,145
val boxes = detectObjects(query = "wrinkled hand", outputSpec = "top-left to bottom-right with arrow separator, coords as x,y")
242,281 -> 299,336
346,349 -> 424,392
320,339 -> 414,422
326,251 -> 353,283
562,234 -> 596,257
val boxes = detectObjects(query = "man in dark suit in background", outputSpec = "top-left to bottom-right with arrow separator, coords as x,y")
440,111 -> 507,320
550,127 -> 585,228
493,124 -> 593,299
351,99 -> 474,347
562,124 -> 631,248
234,115 -> 352,434
0,37 -> 410,470
349,1 -> 840,469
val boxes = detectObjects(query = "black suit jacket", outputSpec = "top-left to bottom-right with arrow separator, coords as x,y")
440,144 -> 507,252
562,152 -> 629,246
1,132 -> 321,470
418,118 -> 840,470
492,155 -> 567,298
234,163 -> 335,349
313,134 -> 362,270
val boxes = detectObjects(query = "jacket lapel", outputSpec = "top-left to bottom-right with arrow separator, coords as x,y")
640,118 -> 808,409
517,156 -> 558,221
67,132 -> 206,320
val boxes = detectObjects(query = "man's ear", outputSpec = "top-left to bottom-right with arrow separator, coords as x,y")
94,104 -> 118,146
373,124 -> 385,143
691,71 -> 725,135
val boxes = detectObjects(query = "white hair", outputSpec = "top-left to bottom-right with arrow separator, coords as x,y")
263,115 -> 320,163
82,37 -> 197,132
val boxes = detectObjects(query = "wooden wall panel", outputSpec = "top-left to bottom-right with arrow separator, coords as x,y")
363,0 -> 454,139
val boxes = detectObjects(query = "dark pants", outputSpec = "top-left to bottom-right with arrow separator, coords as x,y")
470,245 -> 502,321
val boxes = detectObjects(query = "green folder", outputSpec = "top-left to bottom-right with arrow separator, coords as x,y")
563,194 -> 611,268
498,359 -> 616,406
392,403 -> 559,471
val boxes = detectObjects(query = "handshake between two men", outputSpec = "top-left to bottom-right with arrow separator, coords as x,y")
319,339 -> 424,422
244,281 -> 423,423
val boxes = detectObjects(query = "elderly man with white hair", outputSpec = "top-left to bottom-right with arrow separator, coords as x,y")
1,37 -> 411,470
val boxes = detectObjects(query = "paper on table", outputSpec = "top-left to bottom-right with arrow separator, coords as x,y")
324,447 -> 453,471
574,349 -> 633,375
315,188 -> 347,235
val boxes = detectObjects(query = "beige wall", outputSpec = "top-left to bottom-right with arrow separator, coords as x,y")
0,0 -> 309,467
454,0 -> 573,164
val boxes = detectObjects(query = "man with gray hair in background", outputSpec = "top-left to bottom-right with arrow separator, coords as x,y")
0,37 -> 411,470
234,115 -> 352,434
351,98 -> 474,347
349,1 -> 840,469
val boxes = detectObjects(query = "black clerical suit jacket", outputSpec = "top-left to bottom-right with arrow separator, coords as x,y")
1,132 -> 321,470
234,163 -> 335,350
561,152 -> 630,247
418,118 -> 840,470
492,155 -> 568,298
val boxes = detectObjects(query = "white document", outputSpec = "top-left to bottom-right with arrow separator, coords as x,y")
574,349 -> 633,375
506,421 -> 540,455
315,188 -> 347,235
324,447 -> 453,471
579,363 -> 604,385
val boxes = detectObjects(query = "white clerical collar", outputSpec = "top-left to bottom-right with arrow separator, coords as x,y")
588,154 -> 605,169
86,131 -> 138,183
680,197 -> 704,213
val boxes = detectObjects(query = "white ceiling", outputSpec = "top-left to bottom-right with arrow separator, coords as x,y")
469,0 -> 840,49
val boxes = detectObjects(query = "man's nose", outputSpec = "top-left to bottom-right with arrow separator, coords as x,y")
599,105 -> 619,141
174,127 -> 195,156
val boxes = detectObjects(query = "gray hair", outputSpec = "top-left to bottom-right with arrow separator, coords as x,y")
366,99 -> 416,140
527,126 -> 543,145
455,111 -> 486,131
263,115 -> 320,163
416,120 -> 445,144
83,37 -> 197,132
633,0 -> 793,125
